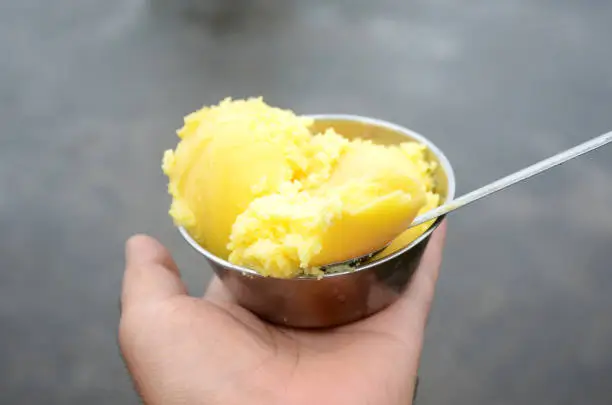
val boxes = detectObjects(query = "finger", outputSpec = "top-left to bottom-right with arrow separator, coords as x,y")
121,234 -> 187,310
203,276 -> 235,304
399,221 -> 447,318
367,222 -> 447,338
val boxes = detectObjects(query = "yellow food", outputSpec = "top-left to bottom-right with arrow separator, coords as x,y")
163,97 -> 440,278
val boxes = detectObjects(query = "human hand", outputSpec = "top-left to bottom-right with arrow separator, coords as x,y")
119,223 -> 447,405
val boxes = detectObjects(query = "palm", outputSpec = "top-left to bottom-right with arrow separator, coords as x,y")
120,224 -> 445,405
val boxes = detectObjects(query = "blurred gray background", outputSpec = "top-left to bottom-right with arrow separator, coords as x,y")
2,0 -> 612,403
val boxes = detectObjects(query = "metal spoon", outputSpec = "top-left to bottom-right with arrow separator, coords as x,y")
326,130 -> 612,268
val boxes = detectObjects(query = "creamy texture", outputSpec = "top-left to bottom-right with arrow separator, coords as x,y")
163,97 -> 440,278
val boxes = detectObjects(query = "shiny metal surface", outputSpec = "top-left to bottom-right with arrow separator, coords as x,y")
179,115 -> 456,328
330,129 -> 612,266
407,129 -> 612,230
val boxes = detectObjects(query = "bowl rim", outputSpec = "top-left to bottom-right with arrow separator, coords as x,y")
178,113 -> 457,280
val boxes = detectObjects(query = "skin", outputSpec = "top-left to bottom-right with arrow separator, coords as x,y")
119,222 -> 447,405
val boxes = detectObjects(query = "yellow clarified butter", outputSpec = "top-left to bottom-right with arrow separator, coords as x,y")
163,97 -> 441,278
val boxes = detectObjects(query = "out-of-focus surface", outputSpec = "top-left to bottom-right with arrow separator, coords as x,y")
1,0 -> 611,403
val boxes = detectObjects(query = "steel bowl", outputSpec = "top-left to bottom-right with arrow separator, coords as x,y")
179,114 -> 456,328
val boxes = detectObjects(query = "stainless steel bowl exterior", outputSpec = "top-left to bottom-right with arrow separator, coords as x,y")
179,114 -> 456,328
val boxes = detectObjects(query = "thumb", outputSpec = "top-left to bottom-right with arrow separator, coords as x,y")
121,234 -> 187,311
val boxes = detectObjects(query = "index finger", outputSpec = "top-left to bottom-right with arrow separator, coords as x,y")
398,221 -> 447,321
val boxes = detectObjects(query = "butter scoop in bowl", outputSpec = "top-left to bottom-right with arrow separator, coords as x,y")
163,98 -> 455,327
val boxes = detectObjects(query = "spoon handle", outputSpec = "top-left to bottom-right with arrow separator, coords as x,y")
410,130 -> 612,228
